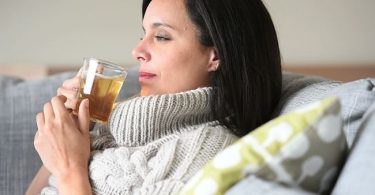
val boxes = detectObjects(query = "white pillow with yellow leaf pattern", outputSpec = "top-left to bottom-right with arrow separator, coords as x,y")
179,97 -> 348,195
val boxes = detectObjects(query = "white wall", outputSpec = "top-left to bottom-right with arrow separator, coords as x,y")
0,0 -> 142,67
0,0 -> 374,67
264,0 -> 375,66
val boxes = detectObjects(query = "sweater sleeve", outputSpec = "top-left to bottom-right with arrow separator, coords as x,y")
89,126 -> 237,195
39,124 -> 116,195
40,126 -> 237,195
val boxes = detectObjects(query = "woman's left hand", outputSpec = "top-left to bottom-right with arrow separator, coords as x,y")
34,95 -> 91,181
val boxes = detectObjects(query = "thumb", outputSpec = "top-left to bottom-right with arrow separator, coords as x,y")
78,99 -> 90,134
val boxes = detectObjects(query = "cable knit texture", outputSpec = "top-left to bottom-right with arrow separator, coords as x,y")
40,87 -> 238,195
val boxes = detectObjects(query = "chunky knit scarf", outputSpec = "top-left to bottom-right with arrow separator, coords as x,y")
41,87 -> 238,195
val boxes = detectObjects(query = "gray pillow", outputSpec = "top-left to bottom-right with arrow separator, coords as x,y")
331,101 -> 375,195
276,72 -> 375,147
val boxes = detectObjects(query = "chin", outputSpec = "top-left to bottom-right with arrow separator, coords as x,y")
140,87 -> 159,96
140,89 -> 151,96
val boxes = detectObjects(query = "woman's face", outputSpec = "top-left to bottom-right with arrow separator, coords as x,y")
132,0 -> 218,96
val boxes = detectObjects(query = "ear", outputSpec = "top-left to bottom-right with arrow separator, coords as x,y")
207,48 -> 220,72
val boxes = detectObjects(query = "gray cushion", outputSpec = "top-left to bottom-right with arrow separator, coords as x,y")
0,75 -> 23,89
276,73 -> 375,147
331,101 -> 375,195
0,72 -> 76,195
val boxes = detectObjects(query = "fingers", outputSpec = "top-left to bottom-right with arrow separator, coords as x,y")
97,64 -> 104,74
55,74 -> 81,109
43,102 -> 55,122
62,77 -> 80,89
34,112 -> 45,151
41,96 -> 66,127
78,99 -> 90,134
51,96 -> 69,119
36,112 -> 45,131
57,77 -> 80,110
57,87 -> 79,110
57,87 -> 78,100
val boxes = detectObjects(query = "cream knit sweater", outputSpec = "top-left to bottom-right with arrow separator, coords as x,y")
41,87 -> 238,195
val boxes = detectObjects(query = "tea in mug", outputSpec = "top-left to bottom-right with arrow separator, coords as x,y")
77,74 -> 125,123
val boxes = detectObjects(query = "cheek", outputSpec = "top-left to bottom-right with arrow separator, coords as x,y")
158,50 -> 189,76
159,59 -> 210,92
152,44 -> 211,93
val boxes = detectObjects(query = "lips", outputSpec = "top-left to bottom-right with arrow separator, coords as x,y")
139,71 -> 156,81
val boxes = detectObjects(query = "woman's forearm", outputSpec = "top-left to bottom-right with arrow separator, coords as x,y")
25,166 -> 50,195
57,168 -> 92,195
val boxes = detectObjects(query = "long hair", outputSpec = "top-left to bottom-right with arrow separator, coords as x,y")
142,0 -> 281,136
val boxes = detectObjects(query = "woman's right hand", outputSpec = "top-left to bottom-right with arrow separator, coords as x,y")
57,72 -> 81,112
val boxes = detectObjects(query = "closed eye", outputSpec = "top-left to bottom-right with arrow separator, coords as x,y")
155,36 -> 171,41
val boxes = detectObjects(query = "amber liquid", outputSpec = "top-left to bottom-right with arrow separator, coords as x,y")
76,74 -> 125,123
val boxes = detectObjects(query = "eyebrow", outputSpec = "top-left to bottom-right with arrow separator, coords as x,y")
142,22 -> 176,32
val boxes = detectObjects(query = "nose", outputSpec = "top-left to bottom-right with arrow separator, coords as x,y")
132,39 -> 150,63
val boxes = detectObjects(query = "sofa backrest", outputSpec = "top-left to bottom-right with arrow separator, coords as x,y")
0,69 -> 373,194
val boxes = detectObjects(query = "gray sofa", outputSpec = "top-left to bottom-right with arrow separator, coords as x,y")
0,68 -> 374,195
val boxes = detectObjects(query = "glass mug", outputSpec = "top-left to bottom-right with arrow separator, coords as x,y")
75,58 -> 127,123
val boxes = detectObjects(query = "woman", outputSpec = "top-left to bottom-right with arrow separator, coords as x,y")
27,0 -> 281,194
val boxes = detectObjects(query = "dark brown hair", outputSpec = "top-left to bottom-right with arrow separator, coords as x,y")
142,0 -> 281,136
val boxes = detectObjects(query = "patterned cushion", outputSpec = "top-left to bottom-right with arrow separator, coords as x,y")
179,97 -> 348,195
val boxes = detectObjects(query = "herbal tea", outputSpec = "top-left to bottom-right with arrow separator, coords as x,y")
77,74 -> 125,123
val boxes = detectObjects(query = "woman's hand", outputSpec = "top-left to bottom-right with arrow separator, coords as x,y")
57,72 -> 81,112
34,95 -> 90,182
